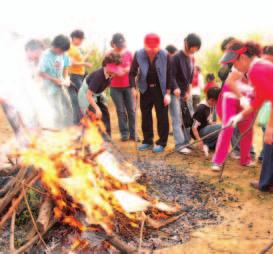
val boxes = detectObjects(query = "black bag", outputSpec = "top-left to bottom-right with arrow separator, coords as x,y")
181,100 -> 193,128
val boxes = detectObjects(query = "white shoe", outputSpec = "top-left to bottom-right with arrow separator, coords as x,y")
178,147 -> 192,155
230,151 -> 240,160
211,163 -> 222,172
244,161 -> 256,168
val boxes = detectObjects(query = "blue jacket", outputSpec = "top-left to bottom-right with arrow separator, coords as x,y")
129,49 -> 171,96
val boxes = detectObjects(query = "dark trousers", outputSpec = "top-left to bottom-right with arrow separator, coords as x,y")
259,144 -> 273,190
88,95 -> 111,137
69,74 -> 84,124
140,86 -> 169,147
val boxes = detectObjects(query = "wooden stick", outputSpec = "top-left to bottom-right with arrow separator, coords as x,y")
260,240 -> 273,254
145,213 -> 183,230
9,212 -> 16,253
0,166 -> 18,177
0,174 -> 39,229
0,167 -> 28,215
138,213 -> 145,253
13,219 -> 57,254
22,186 -> 49,252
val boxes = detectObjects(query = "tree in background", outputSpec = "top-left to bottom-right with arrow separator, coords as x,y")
197,44 -> 222,83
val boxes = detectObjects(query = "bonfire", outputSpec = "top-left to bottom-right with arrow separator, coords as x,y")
0,118 -> 181,253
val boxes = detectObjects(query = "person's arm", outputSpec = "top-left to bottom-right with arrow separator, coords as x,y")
163,55 -> 171,106
39,71 -> 63,86
192,125 -> 204,149
86,89 -> 102,119
225,70 -> 244,98
129,53 -> 139,88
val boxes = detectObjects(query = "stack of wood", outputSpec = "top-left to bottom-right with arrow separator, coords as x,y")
0,126 -> 183,254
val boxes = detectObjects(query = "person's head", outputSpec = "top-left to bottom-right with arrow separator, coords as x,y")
111,33 -> 126,52
184,33 -> 201,55
25,39 -> 44,62
262,45 -> 273,63
102,53 -> 122,77
51,35 -> 70,55
207,87 -> 221,107
221,37 -> 235,52
220,41 -> 261,73
205,73 -> 215,83
144,33 -> 160,57
165,44 -> 177,56
195,65 -> 201,73
70,30 -> 85,46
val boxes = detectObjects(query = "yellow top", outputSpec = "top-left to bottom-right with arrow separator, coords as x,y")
68,44 -> 85,75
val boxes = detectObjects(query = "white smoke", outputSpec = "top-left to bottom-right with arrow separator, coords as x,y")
0,32 -> 56,130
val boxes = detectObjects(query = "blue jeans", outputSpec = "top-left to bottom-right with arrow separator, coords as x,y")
259,144 -> 273,190
170,95 -> 191,150
199,124 -> 221,149
69,74 -> 84,124
110,87 -> 136,139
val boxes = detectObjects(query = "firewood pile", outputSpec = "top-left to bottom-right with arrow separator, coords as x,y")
0,120 -> 185,254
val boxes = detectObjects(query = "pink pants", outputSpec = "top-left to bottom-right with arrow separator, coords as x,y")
212,93 -> 254,166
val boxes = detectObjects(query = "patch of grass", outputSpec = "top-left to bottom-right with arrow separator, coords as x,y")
15,189 -> 41,227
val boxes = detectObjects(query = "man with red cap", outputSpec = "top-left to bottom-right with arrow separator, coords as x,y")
129,33 -> 171,153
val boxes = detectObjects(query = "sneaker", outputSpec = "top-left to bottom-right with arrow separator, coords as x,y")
211,163 -> 222,172
137,143 -> 153,151
178,147 -> 191,155
230,151 -> 240,160
243,160 -> 256,168
152,145 -> 164,153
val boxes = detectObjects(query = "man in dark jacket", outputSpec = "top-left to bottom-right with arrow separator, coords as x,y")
170,33 -> 201,154
129,33 -> 171,153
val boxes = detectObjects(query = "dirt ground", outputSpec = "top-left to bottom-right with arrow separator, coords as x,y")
0,103 -> 272,254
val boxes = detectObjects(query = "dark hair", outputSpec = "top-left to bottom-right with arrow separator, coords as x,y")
228,40 -> 261,58
70,30 -> 85,39
51,35 -> 70,51
102,53 -> 122,67
263,45 -> 273,55
165,44 -> 177,54
25,39 -> 44,51
205,73 -> 215,83
184,33 -> 201,49
221,37 -> 235,51
195,66 -> 201,73
207,87 -> 221,101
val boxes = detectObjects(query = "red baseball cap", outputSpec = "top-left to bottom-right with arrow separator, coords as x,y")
220,47 -> 247,65
144,33 -> 160,49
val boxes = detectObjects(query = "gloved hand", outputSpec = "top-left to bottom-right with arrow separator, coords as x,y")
227,112 -> 243,127
164,94 -> 171,106
61,77 -> 70,87
240,96 -> 250,109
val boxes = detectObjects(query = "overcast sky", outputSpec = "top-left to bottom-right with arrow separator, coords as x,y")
1,0 -> 273,51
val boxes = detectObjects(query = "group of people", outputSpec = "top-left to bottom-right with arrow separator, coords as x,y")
0,30 -> 273,194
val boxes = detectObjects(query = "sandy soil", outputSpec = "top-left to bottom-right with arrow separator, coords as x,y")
0,103 -> 272,254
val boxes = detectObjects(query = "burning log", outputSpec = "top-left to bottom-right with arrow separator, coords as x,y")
36,197 -> 53,233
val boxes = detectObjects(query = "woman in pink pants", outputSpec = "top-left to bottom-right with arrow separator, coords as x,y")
212,81 -> 255,171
